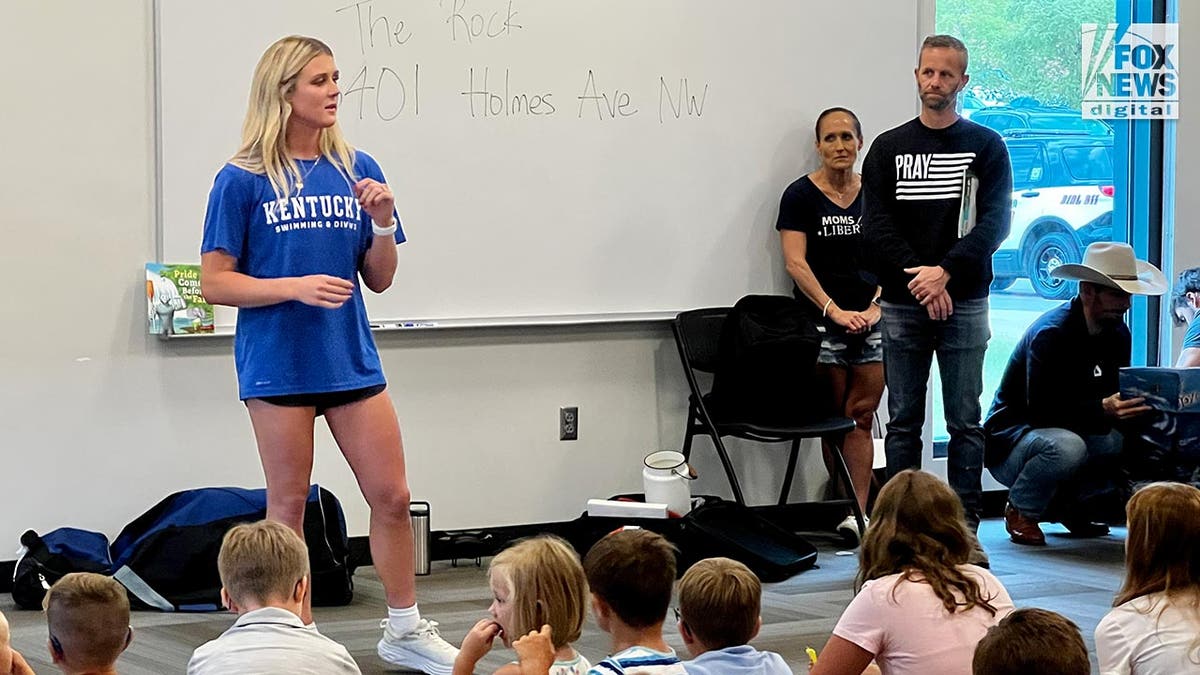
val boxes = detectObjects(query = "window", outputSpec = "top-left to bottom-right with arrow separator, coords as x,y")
974,112 -> 1019,133
1008,144 -> 1046,189
1062,145 -> 1114,182
1027,116 -> 1113,135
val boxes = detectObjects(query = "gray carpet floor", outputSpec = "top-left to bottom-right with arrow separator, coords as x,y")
4,518 -> 1126,674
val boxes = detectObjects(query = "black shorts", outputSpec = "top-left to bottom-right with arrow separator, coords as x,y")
251,384 -> 387,416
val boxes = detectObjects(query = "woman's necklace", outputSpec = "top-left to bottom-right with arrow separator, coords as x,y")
295,155 -> 322,194
821,173 -> 858,203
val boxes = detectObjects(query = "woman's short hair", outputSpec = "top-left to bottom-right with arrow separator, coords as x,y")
490,535 -> 589,648
217,520 -> 309,606
860,470 -> 999,616
678,557 -> 760,649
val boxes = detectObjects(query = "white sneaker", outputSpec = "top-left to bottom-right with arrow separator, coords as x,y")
377,617 -> 459,674
837,515 -> 868,547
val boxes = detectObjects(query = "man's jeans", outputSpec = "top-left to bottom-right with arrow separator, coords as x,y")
989,428 -> 1123,518
881,298 -> 990,527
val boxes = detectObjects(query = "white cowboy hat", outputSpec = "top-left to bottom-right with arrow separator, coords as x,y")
1050,242 -> 1167,296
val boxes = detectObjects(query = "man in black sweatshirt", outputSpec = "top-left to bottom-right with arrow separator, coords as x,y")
861,35 -> 1012,556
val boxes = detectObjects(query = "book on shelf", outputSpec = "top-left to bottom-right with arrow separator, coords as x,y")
146,263 -> 214,336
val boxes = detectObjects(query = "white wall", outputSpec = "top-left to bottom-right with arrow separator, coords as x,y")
1,1 -> 838,541
1170,2 -> 1197,357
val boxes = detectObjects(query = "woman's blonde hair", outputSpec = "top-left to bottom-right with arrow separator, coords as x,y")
859,470 -> 999,616
490,535 -> 588,649
231,35 -> 357,199
1116,481 -> 1200,662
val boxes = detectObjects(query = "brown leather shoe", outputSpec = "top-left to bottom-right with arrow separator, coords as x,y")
1004,503 -> 1046,546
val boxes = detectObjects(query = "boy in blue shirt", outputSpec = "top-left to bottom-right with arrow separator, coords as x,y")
676,558 -> 792,675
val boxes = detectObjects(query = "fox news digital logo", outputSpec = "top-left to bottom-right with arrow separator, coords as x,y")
1082,23 -> 1178,119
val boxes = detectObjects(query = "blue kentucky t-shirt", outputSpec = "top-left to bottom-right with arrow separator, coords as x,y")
200,150 -> 404,400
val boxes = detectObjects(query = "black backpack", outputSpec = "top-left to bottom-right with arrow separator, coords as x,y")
12,528 -> 114,610
710,295 -> 822,425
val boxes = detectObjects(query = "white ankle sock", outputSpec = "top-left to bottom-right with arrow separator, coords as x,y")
387,604 -> 420,635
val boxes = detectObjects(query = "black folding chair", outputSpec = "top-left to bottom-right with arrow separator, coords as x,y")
672,308 -> 866,536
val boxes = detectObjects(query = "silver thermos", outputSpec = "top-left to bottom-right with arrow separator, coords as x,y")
410,501 -> 431,576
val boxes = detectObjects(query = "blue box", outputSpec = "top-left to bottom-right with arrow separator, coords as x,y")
1120,367 -> 1200,454
1120,367 -> 1200,412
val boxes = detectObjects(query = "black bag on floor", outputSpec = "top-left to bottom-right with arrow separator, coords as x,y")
565,495 -> 817,583
12,528 -> 114,609
679,500 -> 818,582
109,485 -> 354,611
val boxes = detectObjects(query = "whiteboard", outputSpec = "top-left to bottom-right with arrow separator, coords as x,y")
156,0 -> 918,324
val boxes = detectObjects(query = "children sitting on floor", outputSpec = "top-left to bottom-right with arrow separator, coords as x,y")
44,573 -> 133,675
187,520 -> 361,674
972,608 -> 1089,675
454,535 -> 591,675
811,470 -> 1014,675
582,528 -> 686,674
675,557 -> 791,674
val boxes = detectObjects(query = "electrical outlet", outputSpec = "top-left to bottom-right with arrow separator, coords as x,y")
559,406 -> 578,441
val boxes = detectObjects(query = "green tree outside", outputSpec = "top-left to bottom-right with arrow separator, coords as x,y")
937,0 -> 1117,108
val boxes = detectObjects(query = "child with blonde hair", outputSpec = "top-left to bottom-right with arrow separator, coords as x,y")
676,557 -> 791,674
455,536 -> 591,675
188,520 -> 361,674
1096,481 -> 1200,673
44,573 -> 132,675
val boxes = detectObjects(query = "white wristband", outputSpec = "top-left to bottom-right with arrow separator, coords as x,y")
372,219 -> 398,236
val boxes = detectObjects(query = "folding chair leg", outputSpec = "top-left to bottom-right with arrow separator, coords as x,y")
680,409 -> 697,462
827,434 -> 866,536
710,435 -> 747,505
778,439 -> 802,506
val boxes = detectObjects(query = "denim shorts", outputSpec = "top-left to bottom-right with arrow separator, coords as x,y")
817,322 -> 883,366
251,384 -> 387,416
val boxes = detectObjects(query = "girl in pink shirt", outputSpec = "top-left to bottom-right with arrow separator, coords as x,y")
811,470 -> 1014,675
